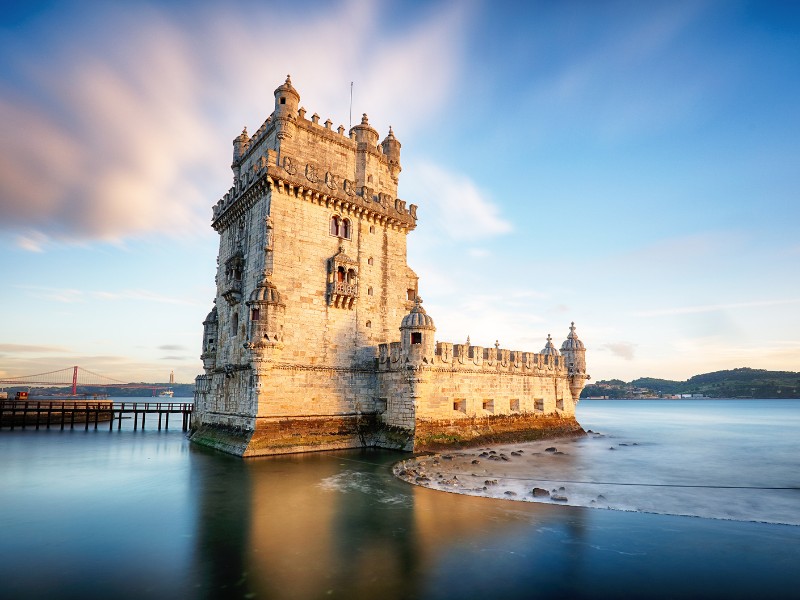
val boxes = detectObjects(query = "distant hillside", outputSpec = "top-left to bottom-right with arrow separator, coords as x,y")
581,368 -> 800,399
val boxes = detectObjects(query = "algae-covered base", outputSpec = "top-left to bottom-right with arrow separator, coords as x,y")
190,415 -> 414,457
413,414 -> 584,452
191,413 -> 582,457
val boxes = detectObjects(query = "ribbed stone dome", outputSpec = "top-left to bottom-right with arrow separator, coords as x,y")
540,334 -> 560,356
248,279 -> 282,305
203,306 -> 218,324
560,322 -> 585,351
400,297 -> 435,330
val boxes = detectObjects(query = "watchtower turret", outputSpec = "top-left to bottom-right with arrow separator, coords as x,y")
232,127 -> 250,179
400,297 -> 436,364
273,74 -> 299,140
201,304 -> 219,372
540,334 -> 560,356
381,126 -> 402,182
560,322 -> 589,401
246,271 -> 286,351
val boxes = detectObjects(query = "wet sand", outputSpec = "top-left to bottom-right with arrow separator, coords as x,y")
394,435 -> 597,505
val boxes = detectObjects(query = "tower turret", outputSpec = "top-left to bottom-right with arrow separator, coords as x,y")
232,127 -> 250,175
201,304 -> 219,372
246,270 -> 285,350
273,74 -> 300,140
560,322 -> 589,401
400,297 -> 436,364
351,113 -> 379,146
381,126 -> 402,182
540,334 -> 560,356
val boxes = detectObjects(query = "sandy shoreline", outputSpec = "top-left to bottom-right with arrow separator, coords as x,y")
393,433 -> 607,506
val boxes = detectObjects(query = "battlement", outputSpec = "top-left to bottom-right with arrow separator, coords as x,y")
377,340 -> 568,375
211,148 -> 417,232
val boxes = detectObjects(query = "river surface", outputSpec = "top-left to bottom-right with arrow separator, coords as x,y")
1,399 -> 799,599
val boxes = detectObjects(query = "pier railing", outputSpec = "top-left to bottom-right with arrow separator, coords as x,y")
0,399 -> 193,432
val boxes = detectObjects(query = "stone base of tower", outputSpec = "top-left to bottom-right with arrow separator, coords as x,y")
190,415 -> 416,457
412,414 -> 585,453
189,423 -> 255,456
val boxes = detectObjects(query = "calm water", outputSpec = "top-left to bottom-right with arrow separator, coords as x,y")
1,399 -> 799,599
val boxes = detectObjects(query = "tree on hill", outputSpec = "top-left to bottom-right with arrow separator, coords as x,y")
581,368 -> 800,399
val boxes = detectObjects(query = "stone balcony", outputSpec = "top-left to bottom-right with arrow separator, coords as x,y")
327,281 -> 358,309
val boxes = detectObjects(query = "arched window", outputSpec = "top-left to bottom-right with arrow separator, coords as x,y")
341,218 -> 350,239
367,257 -> 373,265
336,266 -> 346,283
251,308 -> 260,322
330,216 -> 340,236
366,320 -> 371,328
232,312 -> 239,334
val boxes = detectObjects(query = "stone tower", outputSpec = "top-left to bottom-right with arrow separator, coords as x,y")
193,76 -> 419,455
193,76 -> 588,457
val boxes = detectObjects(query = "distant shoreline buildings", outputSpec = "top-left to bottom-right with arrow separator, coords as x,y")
191,77 -> 589,457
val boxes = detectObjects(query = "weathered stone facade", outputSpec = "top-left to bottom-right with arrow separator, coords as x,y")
191,77 -> 589,456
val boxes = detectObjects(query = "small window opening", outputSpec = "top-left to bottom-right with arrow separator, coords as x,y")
368,287 -> 373,296
535,398 -> 544,412
232,312 -> 239,334
341,218 -> 350,239
411,332 -> 422,344
510,399 -> 520,412
454,399 -> 466,413
330,215 -> 340,236
407,289 -> 415,301
367,175 -> 373,183
251,308 -> 260,321
367,257 -> 373,265
482,399 -> 494,413
369,225 -> 375,233
280,97 -> 286,105
336,266 -> 346,283
366,320 -> 372,328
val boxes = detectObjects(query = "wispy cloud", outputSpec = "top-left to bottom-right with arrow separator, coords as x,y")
158,344 -> 186,351
0,1 -> 471,250
0,343 -> 71,354
404,161 -> 512,241
635,298 -> 800,318
14,285 -> 200,306
602,342 -> 637,361
523,1 -> 717,141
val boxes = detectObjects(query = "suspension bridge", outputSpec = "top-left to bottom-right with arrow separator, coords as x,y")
0,366 -> 171,396
0,366 -> 193,431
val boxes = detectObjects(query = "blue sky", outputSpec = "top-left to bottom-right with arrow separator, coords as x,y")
0,0 -> 798,384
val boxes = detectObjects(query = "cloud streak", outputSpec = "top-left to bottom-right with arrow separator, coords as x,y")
635,298 -> 800,318
404,161 -> 512,241
14,285 -> 201,306
0,1 -> 471,250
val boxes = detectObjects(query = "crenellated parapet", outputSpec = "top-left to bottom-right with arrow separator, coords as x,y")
378,339 -> 568,376
211,150 -> 416,232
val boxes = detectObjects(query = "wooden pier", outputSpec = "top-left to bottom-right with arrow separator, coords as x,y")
0,399 -> 193,432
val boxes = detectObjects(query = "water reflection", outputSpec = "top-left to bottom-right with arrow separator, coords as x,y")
189,447 -> 592,599
2,427 -> 800,599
